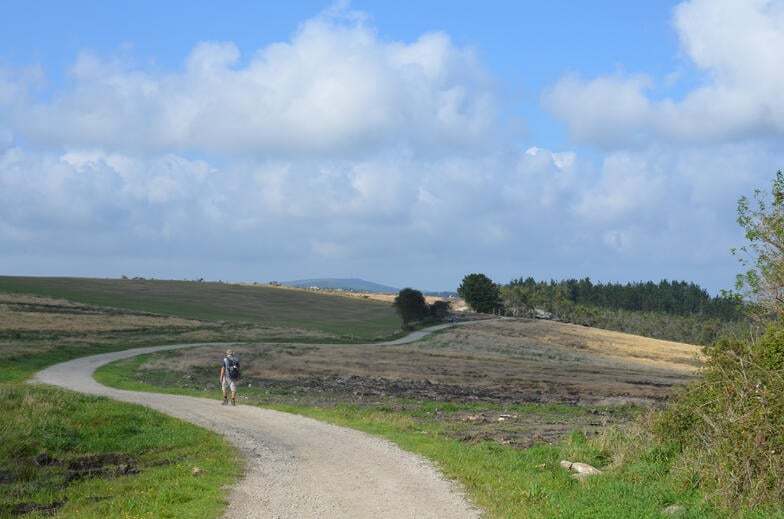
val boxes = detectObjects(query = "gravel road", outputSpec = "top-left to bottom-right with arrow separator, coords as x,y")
34,334 -> 480,518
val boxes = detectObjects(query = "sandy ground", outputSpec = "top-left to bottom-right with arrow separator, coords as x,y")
34,333 -> 480,519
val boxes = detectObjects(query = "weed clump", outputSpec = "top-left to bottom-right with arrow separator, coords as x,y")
654,327 -> 784,513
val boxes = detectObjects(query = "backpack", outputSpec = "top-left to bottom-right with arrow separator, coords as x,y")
226,355 -> 240,380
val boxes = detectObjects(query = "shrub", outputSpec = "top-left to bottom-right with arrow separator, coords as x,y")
654,329 -> 784,512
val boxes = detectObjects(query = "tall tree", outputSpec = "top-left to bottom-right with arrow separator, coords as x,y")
458,273 -> 502,314
500,284 -> 531,318
393,288 -> 428,328
735,169 -> 784,319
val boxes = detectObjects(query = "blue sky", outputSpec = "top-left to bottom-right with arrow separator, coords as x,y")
1,0 -> 782,294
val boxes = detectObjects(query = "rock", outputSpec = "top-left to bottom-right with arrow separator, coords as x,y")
662,504 -> 686,516
560,460 -> 602,479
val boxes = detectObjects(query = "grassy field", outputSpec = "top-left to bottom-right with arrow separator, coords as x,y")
2,276 -> 769,517
0,276 -> 402,341
1,384 -> 241,518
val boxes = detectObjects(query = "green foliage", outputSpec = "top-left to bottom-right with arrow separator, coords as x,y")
499,276 -> 750,345
393,288 -> 428,328
458,273 -> 502,314
655,330 -> 784,513
429,300 -> 451,320
755,325 -> 784,371
652,170 -> 784,513
735,170 -> 784,319
505,276 -> 744,320
0,384 -> 240,518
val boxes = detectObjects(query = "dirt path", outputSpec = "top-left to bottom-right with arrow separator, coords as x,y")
34,330 -> 480,518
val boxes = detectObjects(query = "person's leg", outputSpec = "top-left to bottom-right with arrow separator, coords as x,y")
222,379 -> 229,404
230,380 -> 237,405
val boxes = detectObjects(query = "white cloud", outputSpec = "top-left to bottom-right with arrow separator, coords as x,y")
508,147 -> 581,210
526,0 -> 784,292
0,64 -> 43,107
674,0 -> 784,86
574,152 -> 667,224
542,75 -> 653,148
310,239 -> 347,259
543,0 -> 784,148
603,229 -> 632,252
11,9 -> 497,158
0,127 -> 12,152
1,135 -> 773,292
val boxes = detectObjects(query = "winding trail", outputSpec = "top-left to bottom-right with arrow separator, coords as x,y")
34,325 -> 480,519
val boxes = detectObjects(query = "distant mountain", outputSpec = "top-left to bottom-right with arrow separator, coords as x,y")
281,278 -> 400,294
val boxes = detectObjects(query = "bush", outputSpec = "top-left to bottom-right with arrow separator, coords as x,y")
393,288 -> 428,328
654,329 -> 784,512
429,300 -> 451,320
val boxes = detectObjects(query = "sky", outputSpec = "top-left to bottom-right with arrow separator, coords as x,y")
1,0 -> 783,295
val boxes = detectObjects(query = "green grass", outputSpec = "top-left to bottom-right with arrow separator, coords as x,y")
94,352 -> 213,398
0,276 -> 401,341
0,384 -> 240,518
0,343 -> 153,384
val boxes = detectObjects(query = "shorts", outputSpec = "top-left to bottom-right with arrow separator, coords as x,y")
222,377 -> 237,393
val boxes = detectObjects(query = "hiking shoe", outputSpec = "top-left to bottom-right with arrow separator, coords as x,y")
231,399 -> 236,406
222,399 -> 228,406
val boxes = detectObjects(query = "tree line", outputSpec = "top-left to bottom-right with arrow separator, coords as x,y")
502,277 -> 742,320
456,273 -> 750,345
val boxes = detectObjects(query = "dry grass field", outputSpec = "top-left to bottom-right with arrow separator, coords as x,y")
129,316 -> 702,448
146,318 -> 701,408
0,276 -> 401,340
0,293 -> 201,332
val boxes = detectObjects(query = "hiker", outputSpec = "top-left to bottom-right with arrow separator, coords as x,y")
220,348 -> 240,406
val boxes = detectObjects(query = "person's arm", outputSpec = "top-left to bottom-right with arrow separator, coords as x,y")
220,362 -> 225,384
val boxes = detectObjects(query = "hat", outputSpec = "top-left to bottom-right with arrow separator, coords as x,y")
226,349 -> 234,356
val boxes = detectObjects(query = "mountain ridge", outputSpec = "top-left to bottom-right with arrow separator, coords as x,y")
280,278 -> 457,297
281,278 -> 400,294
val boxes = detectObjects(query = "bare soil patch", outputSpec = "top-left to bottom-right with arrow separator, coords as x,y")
1,452 -> 140,517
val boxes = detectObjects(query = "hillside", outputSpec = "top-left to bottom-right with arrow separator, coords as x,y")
0,276 -> 402,341
281,277 -> 400,293
281,277 -> 458,298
